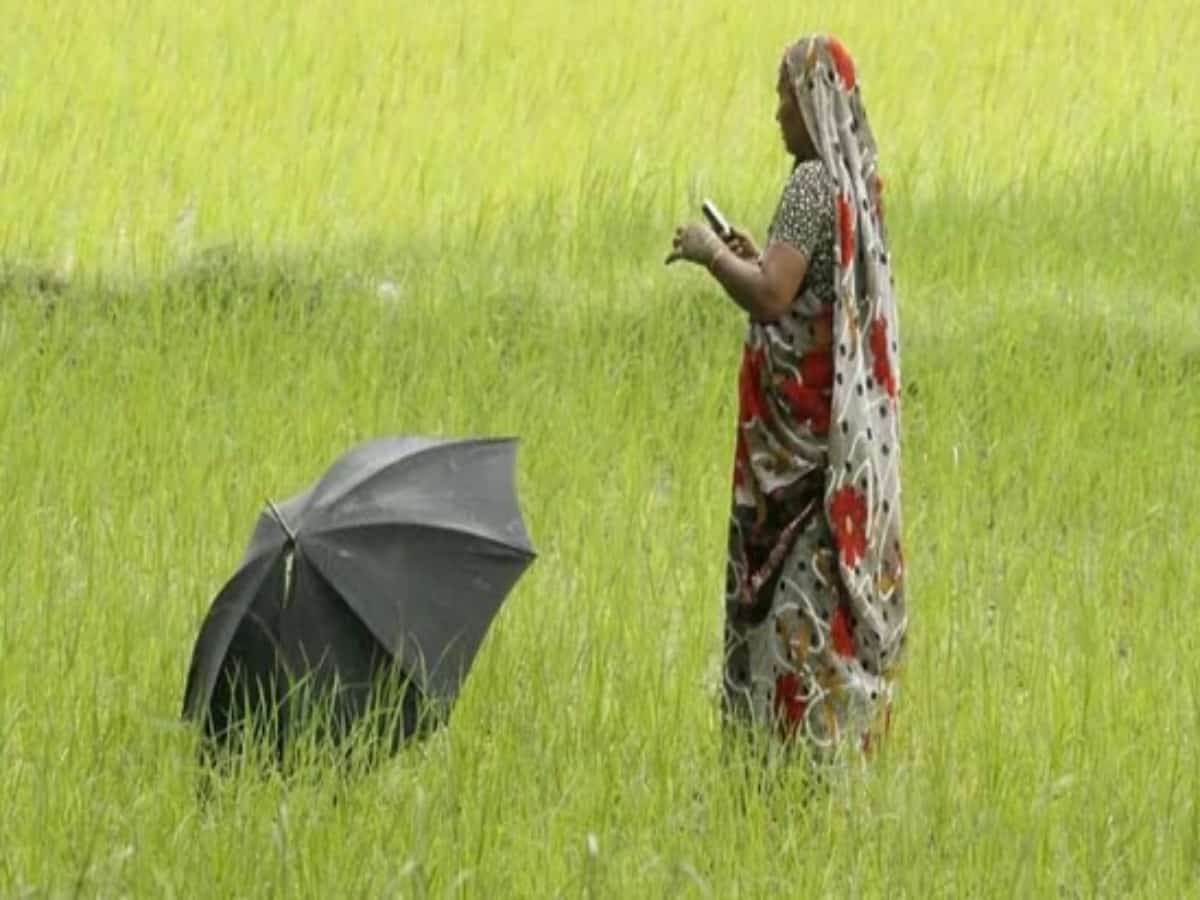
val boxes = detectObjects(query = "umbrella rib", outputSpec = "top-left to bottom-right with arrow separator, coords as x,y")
299,541 -> 477,686
265,498 -> 297,543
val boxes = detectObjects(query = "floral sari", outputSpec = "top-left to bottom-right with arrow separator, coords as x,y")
723,36 -> 906,758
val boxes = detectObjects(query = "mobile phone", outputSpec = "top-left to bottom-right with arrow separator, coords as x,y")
701,199 -> 732,240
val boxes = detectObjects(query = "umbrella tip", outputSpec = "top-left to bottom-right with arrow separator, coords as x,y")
265,498 -> 297,543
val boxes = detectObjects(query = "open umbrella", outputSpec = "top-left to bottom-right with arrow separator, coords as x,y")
181,435 -> 536,757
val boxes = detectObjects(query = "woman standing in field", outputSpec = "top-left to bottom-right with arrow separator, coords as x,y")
666,35 -> 906,761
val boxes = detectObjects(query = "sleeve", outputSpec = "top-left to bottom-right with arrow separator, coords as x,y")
769,160 -> 832,258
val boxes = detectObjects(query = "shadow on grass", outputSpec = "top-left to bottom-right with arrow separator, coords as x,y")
0,243 -> 354,318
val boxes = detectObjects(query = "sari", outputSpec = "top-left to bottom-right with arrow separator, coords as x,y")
722,35 -> 907,759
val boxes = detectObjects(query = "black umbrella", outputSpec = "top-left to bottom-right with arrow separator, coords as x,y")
181,435 -> 536,757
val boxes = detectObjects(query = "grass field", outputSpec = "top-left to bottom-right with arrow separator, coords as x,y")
2,1 -> 1199,896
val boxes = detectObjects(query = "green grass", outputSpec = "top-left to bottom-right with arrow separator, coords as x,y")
2,0 -> 1199,896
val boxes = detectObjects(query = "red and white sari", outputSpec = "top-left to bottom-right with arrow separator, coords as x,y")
723,35 -> 906,759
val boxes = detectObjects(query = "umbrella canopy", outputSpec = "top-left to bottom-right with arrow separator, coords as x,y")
181,435 -> 536,755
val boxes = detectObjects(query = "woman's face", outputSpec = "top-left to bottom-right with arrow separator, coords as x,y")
775,61 -> 815,160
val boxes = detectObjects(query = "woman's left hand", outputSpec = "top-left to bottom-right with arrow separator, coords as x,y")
665,222 -> 724,267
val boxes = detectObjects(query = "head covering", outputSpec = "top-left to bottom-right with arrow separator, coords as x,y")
783,36 -> 907,674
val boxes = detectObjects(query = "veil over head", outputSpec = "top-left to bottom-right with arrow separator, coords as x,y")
782,35 -> 907,673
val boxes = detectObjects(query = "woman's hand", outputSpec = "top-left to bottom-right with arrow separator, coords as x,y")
664,222 -> 724,267
724,225 -> 761,261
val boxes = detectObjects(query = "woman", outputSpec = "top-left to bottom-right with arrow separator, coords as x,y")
666,35 -> 906,760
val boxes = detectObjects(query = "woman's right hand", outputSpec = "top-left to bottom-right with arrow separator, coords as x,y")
725,226 -> 761,261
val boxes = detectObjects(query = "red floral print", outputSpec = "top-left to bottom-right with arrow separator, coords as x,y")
829,486 -> 868,567
868,316 -> 897,397
826,37 -> 856,89
777,376 -> 830,434
774,671 -> 807,735
836,193 -> 855,268
830,603 -> 856,658
738,344 -> 768,425
799,348 -> 833,389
